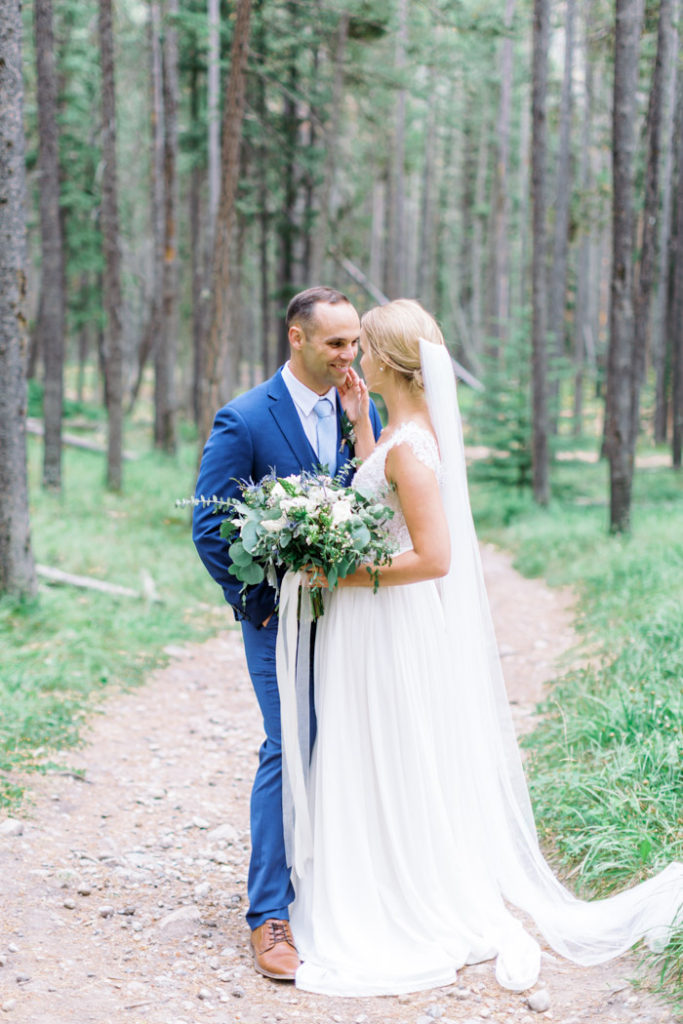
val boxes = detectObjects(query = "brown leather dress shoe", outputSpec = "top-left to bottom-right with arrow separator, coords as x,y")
250,918 -> 300,980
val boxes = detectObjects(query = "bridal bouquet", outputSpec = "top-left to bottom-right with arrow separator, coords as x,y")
191,471 -> 397,618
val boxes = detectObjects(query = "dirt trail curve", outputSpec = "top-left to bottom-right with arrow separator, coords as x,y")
0,545 -> 675,1024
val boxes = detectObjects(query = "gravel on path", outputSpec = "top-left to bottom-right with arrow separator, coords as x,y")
0,545 -> 674,1024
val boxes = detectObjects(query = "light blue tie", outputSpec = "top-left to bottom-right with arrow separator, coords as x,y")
314,397 -> 337,474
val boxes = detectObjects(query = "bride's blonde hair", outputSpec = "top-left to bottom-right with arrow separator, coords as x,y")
361,299 -> 445,393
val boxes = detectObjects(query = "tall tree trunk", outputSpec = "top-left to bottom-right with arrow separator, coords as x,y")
198,0 -> 253,449
631,0 -> 673,447
127,0 -> 164,415
155,0 -> 179,453
653,0 -> 679,443
98,0 -> 124,491
672,86 -> 683,467
605,0 -> 644,532
34,0 -> 65,491
573,0 -> 596,436
254,3 -> 271,378
548,0 -> 576,432
276,83 -> 298,368
207,0 -> 220,247
384,0 -> 408,299
190,53 -> 205,424
485,0 -> 516,354
471,129 -> 489,358
531,0 -> 550,505
0,0 -> 37,598
416,65 -> 439,313
310,11 -> 349,282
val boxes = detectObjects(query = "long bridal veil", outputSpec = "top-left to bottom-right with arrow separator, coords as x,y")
419,337 -> 683,969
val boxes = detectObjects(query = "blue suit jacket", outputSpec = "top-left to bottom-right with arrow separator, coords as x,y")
193,367 -> 383,625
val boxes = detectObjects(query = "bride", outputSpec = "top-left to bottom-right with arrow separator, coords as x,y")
283,299 -> 682,996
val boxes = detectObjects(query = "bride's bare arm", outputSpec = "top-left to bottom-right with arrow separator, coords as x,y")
339,442 -> 450,587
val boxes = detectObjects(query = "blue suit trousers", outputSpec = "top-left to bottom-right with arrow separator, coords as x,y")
241,615 -> 315,928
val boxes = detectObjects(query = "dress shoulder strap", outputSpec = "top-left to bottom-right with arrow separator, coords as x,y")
384,421 -> 440,474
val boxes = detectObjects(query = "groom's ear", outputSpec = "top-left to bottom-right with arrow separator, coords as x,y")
289,323 -> 305,350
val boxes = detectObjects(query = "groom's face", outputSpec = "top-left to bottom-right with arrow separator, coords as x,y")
289,301 -> 360,394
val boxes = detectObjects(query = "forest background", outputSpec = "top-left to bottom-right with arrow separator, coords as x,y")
0,0 -> 682,1009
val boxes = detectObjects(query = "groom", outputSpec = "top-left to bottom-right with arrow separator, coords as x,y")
193,286 -> 382,980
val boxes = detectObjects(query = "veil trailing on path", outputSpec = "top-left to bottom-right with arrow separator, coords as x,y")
419,337 -> 683,971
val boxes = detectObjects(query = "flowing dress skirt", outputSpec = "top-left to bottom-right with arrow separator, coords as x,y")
290,579 -> 542,996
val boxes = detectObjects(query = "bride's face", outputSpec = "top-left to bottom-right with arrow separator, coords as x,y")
359,332 -> 383,394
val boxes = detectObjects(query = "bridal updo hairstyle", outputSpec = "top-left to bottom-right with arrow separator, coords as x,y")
360,299 -> 445,393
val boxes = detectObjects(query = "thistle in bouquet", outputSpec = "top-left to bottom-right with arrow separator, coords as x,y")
194,471 -> 397,619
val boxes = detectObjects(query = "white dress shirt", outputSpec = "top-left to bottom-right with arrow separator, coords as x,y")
281,362 -> 337,455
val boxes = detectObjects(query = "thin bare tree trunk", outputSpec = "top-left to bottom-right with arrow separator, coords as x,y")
531,0 -> 550,505
416,65 -> 439,312
631,0 -> 672,449
471,130 -> 489,358
155,0 -> 179,453
486,0 -> 516,353
198,0 -> 253,449
128,0 -> 164,415
605,0 -> 644,531
98,0 -> 124,492
385,0 -> 408,299
34,0 -> 65,491
207,0 -> 220,246
672,86 -> 683,467
573,0 -> 596,436
0,0 -> 37,597
653,0 -> 679,443
548,0 -> 576,432
190,54 -> 205,424
310,12 -> 349,281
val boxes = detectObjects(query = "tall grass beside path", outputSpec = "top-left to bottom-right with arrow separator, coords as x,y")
470,455 -> 683,1008
0,423 -> 228,808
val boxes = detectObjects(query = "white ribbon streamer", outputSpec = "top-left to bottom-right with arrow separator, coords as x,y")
276,570 -> 314,877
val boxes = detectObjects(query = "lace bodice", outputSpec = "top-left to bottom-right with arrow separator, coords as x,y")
353,421 -> 441,553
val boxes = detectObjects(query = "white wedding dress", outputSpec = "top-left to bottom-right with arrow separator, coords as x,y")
291,422 -> 543,994
285,345 -> 683,998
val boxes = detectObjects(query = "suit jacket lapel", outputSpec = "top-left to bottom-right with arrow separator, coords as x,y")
267,369 -> 318,467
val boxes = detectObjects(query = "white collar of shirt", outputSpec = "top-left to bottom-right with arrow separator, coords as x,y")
281,362 -> 337,417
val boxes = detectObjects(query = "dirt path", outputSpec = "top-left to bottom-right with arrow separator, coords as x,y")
0,546 -> 674,1024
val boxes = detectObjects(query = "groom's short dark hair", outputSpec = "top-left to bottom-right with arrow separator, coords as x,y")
286,286 -> 352,332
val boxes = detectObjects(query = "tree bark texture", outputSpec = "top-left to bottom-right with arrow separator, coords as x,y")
128,0 -> 164,415
672,85 -> 683,467
605,0 -> 644,532
573,0 -> 596,435
198,0 -> 253,449
310,11 -> 349,282
34,0 -> 65,491
384,0 -> 408,299
653,0 -> 679,443
190,56 -> 205,424
548,0 -> 575,431
155,0 -> 179,453
631,0 -> 673,446
207,0 -> 220,242
531,0 -> 550,505
485,0 -> 516,353
98,0 -> 124,491
0,0 -> 37,597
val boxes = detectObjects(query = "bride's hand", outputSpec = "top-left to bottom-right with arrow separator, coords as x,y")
338,367 -> 369,425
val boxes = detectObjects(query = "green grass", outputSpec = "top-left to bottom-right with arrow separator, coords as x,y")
0,411 -> 231,806
470,452 -> 683,1007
